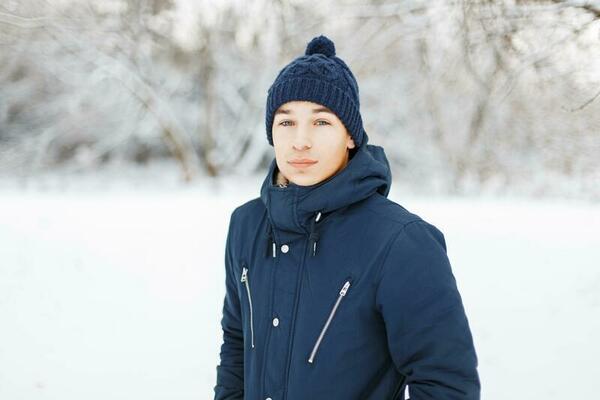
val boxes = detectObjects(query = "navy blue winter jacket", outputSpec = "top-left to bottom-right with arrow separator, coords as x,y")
214,143 -> 480,399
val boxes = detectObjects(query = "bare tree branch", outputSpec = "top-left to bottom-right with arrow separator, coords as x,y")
0,11 -> 47,28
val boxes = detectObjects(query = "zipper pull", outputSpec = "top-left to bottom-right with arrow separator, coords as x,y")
339,281 -> 351,296
241,266 -> 247,283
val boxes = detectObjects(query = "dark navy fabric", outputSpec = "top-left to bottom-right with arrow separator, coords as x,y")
214,143 -> 481,399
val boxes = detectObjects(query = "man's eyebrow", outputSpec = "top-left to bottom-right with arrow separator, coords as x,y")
274,107 -> 334,116
311,107 -> 334,114
274,108 -> 291,116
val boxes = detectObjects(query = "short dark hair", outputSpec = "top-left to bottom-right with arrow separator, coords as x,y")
349,146 -> 358,160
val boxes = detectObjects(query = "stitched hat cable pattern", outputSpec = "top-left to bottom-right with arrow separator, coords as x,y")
265,34 -> 368,148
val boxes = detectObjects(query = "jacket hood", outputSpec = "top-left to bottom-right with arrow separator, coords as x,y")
259,141 -> 392,257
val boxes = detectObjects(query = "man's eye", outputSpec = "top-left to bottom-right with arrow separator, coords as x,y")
278,120 -> 329,126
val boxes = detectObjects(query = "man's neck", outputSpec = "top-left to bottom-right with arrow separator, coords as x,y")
275,169 -> 289,187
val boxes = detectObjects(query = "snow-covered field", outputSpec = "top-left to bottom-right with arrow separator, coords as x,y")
1,167 -> 599,400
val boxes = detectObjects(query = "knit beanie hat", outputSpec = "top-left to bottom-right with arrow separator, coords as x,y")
265,34 -> 368,148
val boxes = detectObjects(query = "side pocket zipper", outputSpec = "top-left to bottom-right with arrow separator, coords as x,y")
240,266 -> 255,349
308,278 -> 352,364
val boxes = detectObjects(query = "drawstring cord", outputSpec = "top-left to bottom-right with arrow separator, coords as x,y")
265,222 -> 276,258
264,210 -> 323,258
309,211 -> 322,257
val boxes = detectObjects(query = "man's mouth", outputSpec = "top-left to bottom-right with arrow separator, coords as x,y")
288,159 -> 318,168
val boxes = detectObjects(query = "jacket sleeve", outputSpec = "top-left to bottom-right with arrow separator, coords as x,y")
375,220 -> 480,399
213,210 -> 244,400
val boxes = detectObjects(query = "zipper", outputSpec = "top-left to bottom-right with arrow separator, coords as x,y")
240,265 -> 255,349
281,237 -> 311,400
307,278 -> 352,364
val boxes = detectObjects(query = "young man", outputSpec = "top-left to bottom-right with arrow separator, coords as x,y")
214,35 -> 480,400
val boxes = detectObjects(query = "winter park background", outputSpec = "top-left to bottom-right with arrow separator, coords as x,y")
1,1 -> 599,399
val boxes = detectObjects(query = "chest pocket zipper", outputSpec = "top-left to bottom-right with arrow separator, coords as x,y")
240,266 -> 255,349
308,278 -> 352,364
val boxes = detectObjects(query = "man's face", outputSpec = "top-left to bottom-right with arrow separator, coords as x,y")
272,101 -> 356,186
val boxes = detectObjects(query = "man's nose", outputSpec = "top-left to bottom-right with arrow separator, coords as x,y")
292,124 -> 312,150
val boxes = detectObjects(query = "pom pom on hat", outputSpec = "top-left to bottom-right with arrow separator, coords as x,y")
305,35 -> 336,57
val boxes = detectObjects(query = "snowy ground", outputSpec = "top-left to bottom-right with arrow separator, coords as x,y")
0,164 -> 599,400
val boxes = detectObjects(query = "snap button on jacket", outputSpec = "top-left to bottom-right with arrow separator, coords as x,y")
214,144 -> 481,400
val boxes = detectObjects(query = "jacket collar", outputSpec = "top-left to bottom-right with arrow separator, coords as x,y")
259,141 -> 392,257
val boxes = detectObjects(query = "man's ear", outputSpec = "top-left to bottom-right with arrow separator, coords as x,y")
347,137 -> 356,149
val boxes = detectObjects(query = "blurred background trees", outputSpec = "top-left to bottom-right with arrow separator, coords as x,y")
1,0 -> 598,198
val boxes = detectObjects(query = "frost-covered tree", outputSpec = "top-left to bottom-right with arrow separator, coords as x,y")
0,0 -> 598,199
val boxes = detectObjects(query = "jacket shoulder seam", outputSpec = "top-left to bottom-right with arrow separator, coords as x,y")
361,199 -> 420,225
372,219 -> 422,292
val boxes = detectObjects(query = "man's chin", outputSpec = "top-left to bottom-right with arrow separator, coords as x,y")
286,174 -> 323,187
